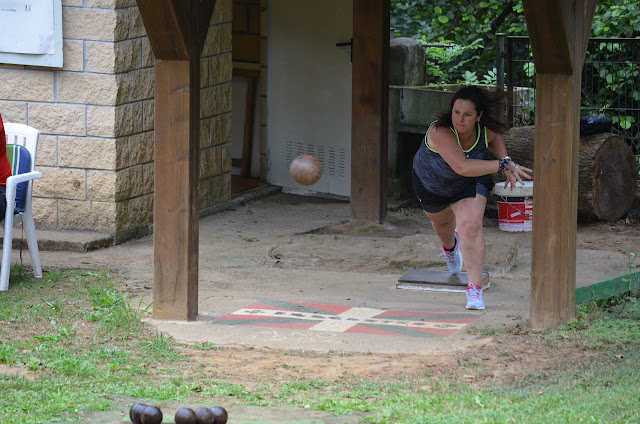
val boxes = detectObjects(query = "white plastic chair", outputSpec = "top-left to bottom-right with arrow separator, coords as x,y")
1,123 -> 43,291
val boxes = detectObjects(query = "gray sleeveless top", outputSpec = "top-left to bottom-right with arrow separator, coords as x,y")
412,121 -> 488,197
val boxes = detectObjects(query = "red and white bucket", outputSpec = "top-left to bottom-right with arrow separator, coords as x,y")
493,181 -> 533,232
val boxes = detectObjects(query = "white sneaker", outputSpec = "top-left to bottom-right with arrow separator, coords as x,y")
442,231 -> 463,274
465,284 -> 485,310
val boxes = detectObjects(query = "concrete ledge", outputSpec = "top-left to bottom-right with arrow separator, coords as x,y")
12,229 -> 115,252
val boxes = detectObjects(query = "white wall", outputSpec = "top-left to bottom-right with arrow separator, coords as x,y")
267,0 -> 353,196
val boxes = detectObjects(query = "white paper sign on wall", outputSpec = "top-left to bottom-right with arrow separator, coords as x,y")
0,0 -> 62,67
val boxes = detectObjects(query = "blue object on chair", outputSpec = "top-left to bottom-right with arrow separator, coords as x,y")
6,144 -> 31,213
1,122 -> 43,292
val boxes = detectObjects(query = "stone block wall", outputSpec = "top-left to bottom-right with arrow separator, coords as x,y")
200,0 -> 234,210
0,0 -> 233,243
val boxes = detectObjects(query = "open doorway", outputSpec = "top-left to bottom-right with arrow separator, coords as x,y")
231,1 -> 354,197
231,0 -> 264,194
266,0 -> 353,197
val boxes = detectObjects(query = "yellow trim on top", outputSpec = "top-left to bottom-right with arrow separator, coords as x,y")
424,121 -> 484,154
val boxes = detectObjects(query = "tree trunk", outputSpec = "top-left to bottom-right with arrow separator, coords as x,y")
502,126 -> 638,221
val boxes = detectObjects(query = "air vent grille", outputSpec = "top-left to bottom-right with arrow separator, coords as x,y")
285,139 -> 346,178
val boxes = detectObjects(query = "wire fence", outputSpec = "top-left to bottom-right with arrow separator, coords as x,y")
504,36 -> 640,158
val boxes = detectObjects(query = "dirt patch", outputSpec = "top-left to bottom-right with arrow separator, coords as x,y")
577,219 -> 640,254
0,363 -> 38,380
174,324 -> 602,390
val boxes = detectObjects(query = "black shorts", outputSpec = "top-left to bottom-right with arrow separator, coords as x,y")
412,170 -> 491,213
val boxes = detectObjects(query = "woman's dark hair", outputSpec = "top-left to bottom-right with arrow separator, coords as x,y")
435,86 -> 508,134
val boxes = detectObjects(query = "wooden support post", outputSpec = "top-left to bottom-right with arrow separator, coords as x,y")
523,0 -> 597,328
152,59 -> 201,320
351,0 -> 389,223
137,0 -> 215,320
530,73 -> 580,327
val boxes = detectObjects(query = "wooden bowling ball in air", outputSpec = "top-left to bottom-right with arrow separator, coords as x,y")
175,407 -> 197,424
210,406 -> 228,424
290,154 -> 322,186
140,405 -> 163,424
129,403 -> 147,424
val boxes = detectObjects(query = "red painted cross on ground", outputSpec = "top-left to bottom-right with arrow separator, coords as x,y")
212,300 -> 480,338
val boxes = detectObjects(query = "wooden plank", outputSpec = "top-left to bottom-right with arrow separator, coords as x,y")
232,0 -> 260,62
152,58 -> 201,320
137,0 -> 214,320
576,270 -> 640,305
351,0 -> 389,223
242,72 -> 257,176
136,0 -> 190,60
232,34 -> 261,63
530,73 -> 580,327
576,0 -> 599,64
396,269 -> 490,293
524,0 -> 597,328
232,3 -> 249,31
232,68 -> 259,176
522,0 -> 573,74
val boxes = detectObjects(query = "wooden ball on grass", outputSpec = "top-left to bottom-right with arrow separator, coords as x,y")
175,407 -> 197,424
210,406 -> 228,424
195,407 -> 215,424
140,405 -> 163,424
129,403 -> 147,424
290,154 -> 322,186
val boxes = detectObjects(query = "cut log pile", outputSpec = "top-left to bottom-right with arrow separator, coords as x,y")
502,126 -> 638,221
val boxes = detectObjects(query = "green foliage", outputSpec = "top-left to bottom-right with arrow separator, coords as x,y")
423,38 -> 487,84
86,283 -> 150,335
139,330 -> 183,361
592,0 -> 640,37
193,341 -> 219,350
391,0 -> 527,84
581,39 -> 640,149
391,0 -> 640,82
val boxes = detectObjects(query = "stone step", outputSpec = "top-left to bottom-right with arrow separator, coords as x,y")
10,229 -> 115,252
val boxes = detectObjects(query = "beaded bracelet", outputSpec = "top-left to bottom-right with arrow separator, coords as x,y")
499,158 -> 519,174
498,158 -> 510,173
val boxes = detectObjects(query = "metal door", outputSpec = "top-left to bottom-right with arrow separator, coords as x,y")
267,0 -> 353,196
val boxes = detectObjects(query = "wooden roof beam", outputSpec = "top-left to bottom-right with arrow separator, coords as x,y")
137,0 -> 215,60
522,0 -> 574,74
137,0 -> 190,60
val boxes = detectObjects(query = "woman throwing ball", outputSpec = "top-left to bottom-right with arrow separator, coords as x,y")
412,86 -> 532,310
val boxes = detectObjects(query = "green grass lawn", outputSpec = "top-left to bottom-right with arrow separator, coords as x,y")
0,267 -> 639,423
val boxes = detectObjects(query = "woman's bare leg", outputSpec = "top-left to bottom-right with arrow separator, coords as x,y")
450,195 -> 488,285
424,206 -> 456,250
